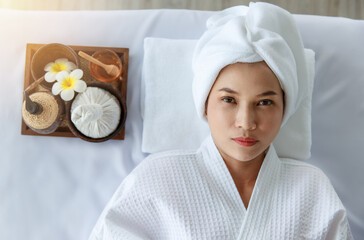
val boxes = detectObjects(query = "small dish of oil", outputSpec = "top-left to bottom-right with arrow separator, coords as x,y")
89,49 -> 122,82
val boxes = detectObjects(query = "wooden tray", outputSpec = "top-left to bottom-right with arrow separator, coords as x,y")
21,43 -> 129,140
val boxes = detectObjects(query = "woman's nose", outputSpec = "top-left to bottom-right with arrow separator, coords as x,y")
235,105 -> 257,130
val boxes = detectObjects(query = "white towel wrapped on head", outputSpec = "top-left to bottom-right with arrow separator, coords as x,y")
192,2 -> 311,127
192,2 -> 315,159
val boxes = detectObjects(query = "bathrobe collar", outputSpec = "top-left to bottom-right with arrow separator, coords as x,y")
200,134 -> 281,239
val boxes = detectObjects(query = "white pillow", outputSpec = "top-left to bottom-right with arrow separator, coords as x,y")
141,37 -> 314,161
141,38 -> 209,153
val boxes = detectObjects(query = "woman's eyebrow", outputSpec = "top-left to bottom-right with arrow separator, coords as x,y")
219,88 -> 278,97
218,88 -> 238,94
257,91 -> 278,97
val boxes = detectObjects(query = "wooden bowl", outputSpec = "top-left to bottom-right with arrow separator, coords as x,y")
31,43 -> 80,90
66,82 -> 127,142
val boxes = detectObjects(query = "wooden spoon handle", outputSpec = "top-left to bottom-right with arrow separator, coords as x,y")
24,76 -> 44,93
78,51 -> 106,68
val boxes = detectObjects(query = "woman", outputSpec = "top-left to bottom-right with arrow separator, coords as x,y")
89,2 -> 352,239
204,61 -> 284,209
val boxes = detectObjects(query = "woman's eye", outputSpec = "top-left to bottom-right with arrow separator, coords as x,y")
258,99 -> 273,106
222,97 -> 236,104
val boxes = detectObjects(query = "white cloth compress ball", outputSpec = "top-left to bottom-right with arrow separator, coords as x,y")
71,87 -> 121,138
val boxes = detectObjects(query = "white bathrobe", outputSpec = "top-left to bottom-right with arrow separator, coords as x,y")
89,135 -> 352,240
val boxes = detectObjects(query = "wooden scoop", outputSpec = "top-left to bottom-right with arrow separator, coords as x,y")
78,51 -> 120,77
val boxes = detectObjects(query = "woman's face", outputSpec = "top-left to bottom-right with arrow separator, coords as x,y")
206,62 -> 284,164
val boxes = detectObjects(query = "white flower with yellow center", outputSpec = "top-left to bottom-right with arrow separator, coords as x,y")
44,58 -> 77,83
52,69 -> 87,101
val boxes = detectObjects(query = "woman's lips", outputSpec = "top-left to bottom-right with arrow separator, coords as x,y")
232,137 -> 258,147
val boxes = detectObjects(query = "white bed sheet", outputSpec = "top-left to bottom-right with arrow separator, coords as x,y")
0,8 -> 212,240
0,8 -> 363,240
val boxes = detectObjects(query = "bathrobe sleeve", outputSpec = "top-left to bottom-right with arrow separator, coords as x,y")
325,205 -> 353,240
326,210 -> 353,240
307,167 -> 353,240
320,174 -> 353,240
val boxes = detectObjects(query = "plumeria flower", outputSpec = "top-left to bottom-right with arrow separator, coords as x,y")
52,69 -> 87,101
44,58 -> 77,83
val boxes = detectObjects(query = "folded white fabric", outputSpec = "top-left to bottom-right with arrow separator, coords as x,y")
141,36 -> 314,160
192,2 -> 315,159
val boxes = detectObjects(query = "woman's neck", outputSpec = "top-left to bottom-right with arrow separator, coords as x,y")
220,150 -> 266,208
222,151 -> 265,184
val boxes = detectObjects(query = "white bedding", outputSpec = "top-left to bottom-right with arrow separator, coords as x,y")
0,8 -> 363,240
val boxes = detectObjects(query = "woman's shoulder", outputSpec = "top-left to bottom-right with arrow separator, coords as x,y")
278,158 -> 338,195
279,158 -> 344,207
139,148 -> 200,173
279,158 -> 329,180
275,159 -> 351,239
144,148 -> 199,163
115,149 -> 201,198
